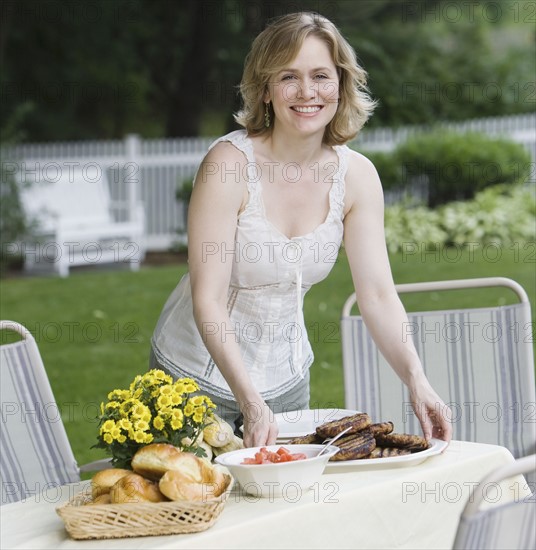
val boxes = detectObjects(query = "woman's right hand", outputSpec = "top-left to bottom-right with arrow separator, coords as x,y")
241,398 -> 279,447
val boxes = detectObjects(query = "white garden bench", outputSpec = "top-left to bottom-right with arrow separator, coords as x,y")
19,166 -> 146,277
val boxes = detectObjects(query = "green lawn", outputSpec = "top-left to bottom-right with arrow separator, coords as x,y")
1,246 -> 534,466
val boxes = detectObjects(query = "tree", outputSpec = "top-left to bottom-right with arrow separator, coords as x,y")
0,103 -> 34,273
1,0 -> 533,141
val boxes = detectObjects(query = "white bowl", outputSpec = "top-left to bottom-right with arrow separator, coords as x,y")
214,444 -> 338,498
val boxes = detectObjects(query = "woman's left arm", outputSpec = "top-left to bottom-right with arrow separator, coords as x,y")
342,151 -> 452,443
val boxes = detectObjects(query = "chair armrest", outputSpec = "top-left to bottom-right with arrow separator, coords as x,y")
79,458 -> 112,473
462,454 -> 536,517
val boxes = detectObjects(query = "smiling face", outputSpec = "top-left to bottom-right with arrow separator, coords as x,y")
265,35 -> 340,138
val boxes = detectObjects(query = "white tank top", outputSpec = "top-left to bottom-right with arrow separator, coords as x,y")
151,130 -> 349,400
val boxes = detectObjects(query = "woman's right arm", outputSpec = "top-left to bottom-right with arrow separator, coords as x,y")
187,142 -> 278,447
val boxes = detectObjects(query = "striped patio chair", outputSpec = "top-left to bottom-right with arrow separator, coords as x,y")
341,278 -> 536,475
0,321 -> 108,505
452,453 -> 535,550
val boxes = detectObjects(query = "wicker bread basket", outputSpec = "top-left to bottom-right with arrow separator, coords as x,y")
56,474 -> 234,540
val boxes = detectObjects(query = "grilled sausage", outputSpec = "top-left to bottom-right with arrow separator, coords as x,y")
375,433 -> 429,452
368,421 -> 394,437
366,446 -> 411,458
288,433 -> 322,445
328,431 -> 376,461
316,413 -> 371,439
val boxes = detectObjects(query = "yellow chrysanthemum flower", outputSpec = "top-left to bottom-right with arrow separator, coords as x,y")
129,401 -> 149,421
101,419 -> 115,433
120,400 -> 133,415
153,416 -> 165,430
160,385 -> 173,396
157,395 -> 172,408
133,430 -> 147,443
112,389 -> 130,401
129,375 -> 142,390
142,375 -> 156,388
98,373 -> 216,467
171,419 -> 183,430
135,420 -> 150,432
190,395 -> 205,407
171,393 -> 183,406
118,418 -> 131,431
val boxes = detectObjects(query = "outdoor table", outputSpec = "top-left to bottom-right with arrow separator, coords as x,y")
1,440 -> 529,550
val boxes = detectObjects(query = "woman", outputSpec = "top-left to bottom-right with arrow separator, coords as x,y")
151,12 -> 452,447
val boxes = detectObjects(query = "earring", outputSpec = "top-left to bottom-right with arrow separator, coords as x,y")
264,102 -> 271,127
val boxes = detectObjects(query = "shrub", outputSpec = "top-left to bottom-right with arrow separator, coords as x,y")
384,202 -> 447,254
0,166 -> 28,273
0,103 -> 34,274
360,150 -> 402,191
395,131 -> 531,207
384,183 -> 536,253
175,178 -> 194,234
439,184 -> 536,246
176,178 -> 193,203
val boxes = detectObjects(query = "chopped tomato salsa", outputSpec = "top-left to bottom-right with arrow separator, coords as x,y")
242,447 -> 307,464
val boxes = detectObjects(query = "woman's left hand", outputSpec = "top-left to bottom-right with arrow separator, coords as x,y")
409,375 -> 453,444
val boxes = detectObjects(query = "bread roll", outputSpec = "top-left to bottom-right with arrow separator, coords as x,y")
109,472 -> 167,504
159,461 -> 230,501
86,493 -> 112,505
131,443 -> 185,480
91,468 -> 132,498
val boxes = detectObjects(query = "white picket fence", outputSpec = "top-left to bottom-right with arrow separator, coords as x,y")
5,113 -> 535,251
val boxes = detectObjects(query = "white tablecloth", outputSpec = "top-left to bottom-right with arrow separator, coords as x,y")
1,441 -> 529,550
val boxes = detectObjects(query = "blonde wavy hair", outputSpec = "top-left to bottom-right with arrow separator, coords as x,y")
234,12 -> 376,146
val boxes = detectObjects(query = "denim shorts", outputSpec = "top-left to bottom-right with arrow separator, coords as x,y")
149,348 -> 310,434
